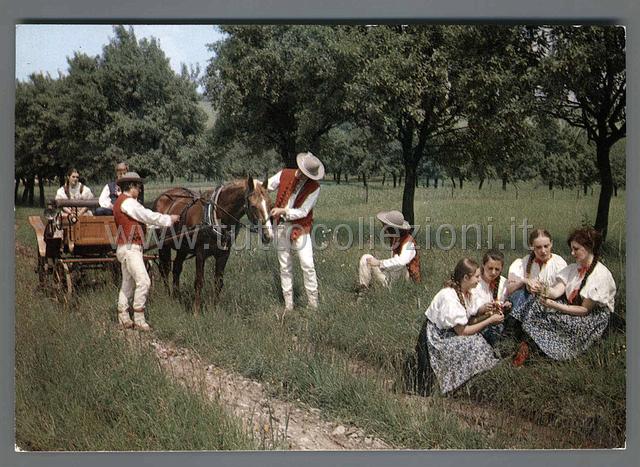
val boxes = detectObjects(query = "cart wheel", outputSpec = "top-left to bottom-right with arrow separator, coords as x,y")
54,261 -> 73,303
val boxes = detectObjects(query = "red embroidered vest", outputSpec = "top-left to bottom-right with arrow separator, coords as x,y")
393,233 -> 421,283
113,194 -> 145,245
275,169 -> 319,241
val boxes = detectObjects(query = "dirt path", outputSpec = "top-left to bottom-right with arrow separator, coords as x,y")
138,336 -> 391,450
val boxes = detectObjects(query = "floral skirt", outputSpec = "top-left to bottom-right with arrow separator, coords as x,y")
510,296 -> 610,360
426,321 -> 500,394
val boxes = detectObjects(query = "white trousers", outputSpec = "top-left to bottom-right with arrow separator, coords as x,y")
358,254 -> 408,287
275,226 -> 318,304
116,244 -> 151,312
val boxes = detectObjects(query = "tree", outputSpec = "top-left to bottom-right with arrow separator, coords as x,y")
537,26 -> 625,240
610,138 -> 626,196
204,25 -> 360,167
346,25 -> 464,224
98,26 -> 206,180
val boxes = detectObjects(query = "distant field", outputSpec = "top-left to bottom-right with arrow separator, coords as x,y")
14,179 -> 626,449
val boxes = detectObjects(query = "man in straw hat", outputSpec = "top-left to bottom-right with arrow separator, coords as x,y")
357,210 -> 421,296
267,152 -> 325,311
112,172 -> 180,331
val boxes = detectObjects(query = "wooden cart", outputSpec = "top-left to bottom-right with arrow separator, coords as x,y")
28,198 -> 157,302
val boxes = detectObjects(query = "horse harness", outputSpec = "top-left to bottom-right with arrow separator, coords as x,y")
156,184 -> 264,251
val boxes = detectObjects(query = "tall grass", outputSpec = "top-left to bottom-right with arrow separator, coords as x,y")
14,256 -> 257,451
15,179 -> 626,449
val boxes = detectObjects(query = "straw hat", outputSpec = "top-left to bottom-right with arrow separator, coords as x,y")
117,172 -> 145,186
376,210 -> 411,230
296,152 -> 325,181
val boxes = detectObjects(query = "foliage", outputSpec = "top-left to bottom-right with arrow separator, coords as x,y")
204,25 -> 360,167
536,25 -> 625,237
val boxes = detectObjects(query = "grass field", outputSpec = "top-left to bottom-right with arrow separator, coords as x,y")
14,178 -> 626,449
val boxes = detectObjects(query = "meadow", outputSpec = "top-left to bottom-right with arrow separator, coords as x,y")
14,178 -> 626,449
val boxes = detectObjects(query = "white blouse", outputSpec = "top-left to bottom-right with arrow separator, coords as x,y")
425,287 -> 476,330
556,262 -> 616,313
55,184 -> 94,200
380,239 -> 416,271
508,253 -> 567,286
472,276 -> 508,314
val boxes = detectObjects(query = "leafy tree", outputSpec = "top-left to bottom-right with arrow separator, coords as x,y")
98,26 -> 206,181
205,25 -> 360,167
610,138 -> 626,196
346,25 -> 464,224
537,25 -> 625,239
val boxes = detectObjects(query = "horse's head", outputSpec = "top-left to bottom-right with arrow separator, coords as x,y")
245,176 -> 273,243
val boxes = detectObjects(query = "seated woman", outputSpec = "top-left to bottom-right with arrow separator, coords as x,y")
509,227 -> 616,362
470,250 -> 512,345
415,258 -> 504,395
55,168 -> 94,217
506,229 -> 567,310
357,210 -> 420,297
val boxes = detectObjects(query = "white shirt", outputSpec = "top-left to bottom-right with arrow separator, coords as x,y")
267,170 -> 320,221
508,253 -> 567,286
556,262 -> 616,313
379,238 -> 416,271
120,196 -> 174,227
472,276 -> 508,314
425,287 -> 476,330
98,183 -> 120,209
55,184 -> 94,200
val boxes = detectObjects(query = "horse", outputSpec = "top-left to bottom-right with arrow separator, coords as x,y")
152,176 -> 273,313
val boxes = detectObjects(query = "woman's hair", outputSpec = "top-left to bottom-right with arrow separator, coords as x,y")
525,229 -> 553,277
444,257 -> 480,306
482,249 -> 504,300
567,227 -> 603,304
64,168 -> 81,198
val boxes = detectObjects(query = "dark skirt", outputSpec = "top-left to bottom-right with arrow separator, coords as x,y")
426,321 -> 500,394
510,295 -> 610,360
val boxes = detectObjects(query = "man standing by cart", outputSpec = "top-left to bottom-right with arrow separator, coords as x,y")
112,172 -> 179,330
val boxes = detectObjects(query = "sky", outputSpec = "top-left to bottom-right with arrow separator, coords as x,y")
15,24 -> 225,83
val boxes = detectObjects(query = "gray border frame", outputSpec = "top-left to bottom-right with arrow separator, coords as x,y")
2,1 -> 638,466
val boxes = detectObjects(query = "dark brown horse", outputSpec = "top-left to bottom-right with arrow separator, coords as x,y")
152,177 -> 273,313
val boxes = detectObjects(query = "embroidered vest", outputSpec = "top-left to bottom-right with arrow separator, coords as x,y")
393,233 -> 421,283
275,169 -> 319,241
113,194 -> 145,245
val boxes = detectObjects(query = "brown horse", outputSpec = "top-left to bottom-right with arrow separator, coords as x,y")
152,177 -> 273,313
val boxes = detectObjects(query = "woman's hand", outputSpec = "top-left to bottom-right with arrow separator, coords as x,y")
528,280 -> 543,294
501,301 -> 512,311
488,311 -> 505,325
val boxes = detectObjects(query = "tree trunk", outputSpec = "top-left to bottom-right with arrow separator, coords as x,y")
426,177 -> 430,188
382,173 -> 386,186
502,175 -> 508,191
392,173 -> 397,188
336,170 -> 341,185
415,174 -> 420,187
613,184 -> 618,197
170,174 -> 174,184
399,174 -> 403,185
14,178 -> 19,204
478,177 -> 485,190
402,163 -> 417,225
459,177 -> 464,189
434,177 -> 438,188
362,172 -> 368,188
583,182 -> 588,196
38,174 -> 45,207
21,178 -> 29,204
549,181 -> 553,191
344,173 -> 349,183
357,174 -> 361,182
450,177 -> 456,189
27,176 -> 35,206
594,141 -> 614,240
